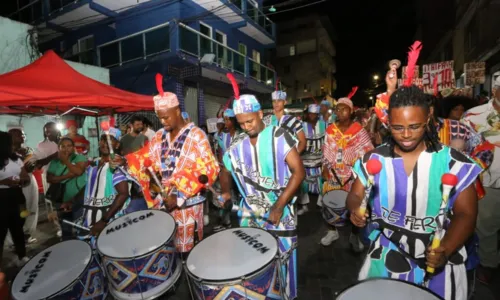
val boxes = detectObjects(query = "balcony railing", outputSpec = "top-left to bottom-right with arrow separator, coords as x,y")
97,23 -> 170,68
179,24 -> 245,74
8,0 -> 43,24
65,49 -> 97,65
249,58 -> 275,85
229,0 -> 273,36
178,23 -> 275,86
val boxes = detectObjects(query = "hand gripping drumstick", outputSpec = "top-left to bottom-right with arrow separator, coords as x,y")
426,173 -> 458,275
100,120 -> 115,159
198,175 -> 233,210
358,159 -> 383,216
144,158 -> 163,191
388,59 -> 401,79
198,175 -> 266,219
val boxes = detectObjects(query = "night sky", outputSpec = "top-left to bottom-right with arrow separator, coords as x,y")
267,0 -> 418,105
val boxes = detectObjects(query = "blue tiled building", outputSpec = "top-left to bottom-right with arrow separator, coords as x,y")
4,0 -> 276,124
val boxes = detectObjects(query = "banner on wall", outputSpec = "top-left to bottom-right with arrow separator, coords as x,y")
464,62 -> 486,86
422,61 -> 455,94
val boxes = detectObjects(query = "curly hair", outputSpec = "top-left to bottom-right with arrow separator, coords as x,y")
0,131 -> 18,170
388,85 -> 441,157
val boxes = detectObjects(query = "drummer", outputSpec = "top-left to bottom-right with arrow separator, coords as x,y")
61,127 -> 147,236
213,108 -> 243,232
321,92 -> 373,249
147,74 -> 219,256
297,104 -> 326,215
219,73 -> 305,299
263,88 -> 306,154
347,83 -> 481,299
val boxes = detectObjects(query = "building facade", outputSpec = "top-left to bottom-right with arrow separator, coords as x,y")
1,0 -> 277,125
416,0 -> 500,95
272,14 -> 336,105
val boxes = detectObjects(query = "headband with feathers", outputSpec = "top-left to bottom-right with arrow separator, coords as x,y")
227,72 -> 261,114
153,73 -> 179,110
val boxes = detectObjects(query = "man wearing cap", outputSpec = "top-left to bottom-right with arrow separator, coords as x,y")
148,74 -> 219,255
219,73 -> 305,299
320,99 -> 336,125
297,104 -> 327,215
462,76 -> 500,285
264,89 -> 306,154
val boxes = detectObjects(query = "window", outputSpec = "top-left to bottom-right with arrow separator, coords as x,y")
289,45 -> 296,56
200,22 -> 213,55
252,50 -> 261,79
238,43 -> 247,64
66,36 -> 95,65
215,31 -> 226,45
215,31 -> 228,67
284,65 -> 290,74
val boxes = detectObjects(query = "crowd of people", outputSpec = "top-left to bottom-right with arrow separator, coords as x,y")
0,41 -> 499,300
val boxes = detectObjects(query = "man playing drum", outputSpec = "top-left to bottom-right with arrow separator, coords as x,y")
219,73 -> 305,300
347,43 -> 482,300
148,74 -> 219,256
297,104 -> 326,215
321,90 -> 373,250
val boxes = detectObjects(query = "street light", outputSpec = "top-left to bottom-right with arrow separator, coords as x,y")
373,75 -> 380,80
369,96 -> 374,100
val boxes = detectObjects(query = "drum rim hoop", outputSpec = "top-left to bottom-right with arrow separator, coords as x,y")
185,253 -> 278,285
96,209 -> 177,259
12,240 -> 94,299
185,227 -> 279,282
335,278 -> 444,299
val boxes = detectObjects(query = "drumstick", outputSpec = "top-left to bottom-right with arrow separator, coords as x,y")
198,175 -> 232,209
100,120 -> 115,159
426,174 -> 458,275
359,159 -> 383,216
388,59 -> 401,79
62,219 -> 91,232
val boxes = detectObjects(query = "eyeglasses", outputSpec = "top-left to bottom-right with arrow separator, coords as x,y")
389,124 -> 426,134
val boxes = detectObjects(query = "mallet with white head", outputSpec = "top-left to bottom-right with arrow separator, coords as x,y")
426,173 -> 459,275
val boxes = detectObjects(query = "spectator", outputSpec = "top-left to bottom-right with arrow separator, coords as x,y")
0,131 -> 30,268
120,116 -> 148,155
64,120 -> 90,155
141,116 -> 156,141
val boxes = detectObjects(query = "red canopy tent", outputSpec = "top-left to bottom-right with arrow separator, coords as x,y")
0,50 -> 154,115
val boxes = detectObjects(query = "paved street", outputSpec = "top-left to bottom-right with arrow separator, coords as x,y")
2,198 -> 500,299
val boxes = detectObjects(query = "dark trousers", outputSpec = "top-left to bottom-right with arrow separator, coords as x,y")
0,188 -> 27,261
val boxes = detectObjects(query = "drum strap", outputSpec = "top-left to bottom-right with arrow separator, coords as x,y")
377,230 -> 428,270
330,168 -> 350,188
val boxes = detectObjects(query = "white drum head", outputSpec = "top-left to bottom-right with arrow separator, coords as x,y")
187,228 -> 278,281
97,210 -> 176,258
323,190 -> 348,209
12,240 -> 92,300
337,279 -> 442,300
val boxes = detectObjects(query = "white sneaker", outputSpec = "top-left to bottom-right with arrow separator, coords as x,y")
297,206 -> 309,216
204,215 -> 210,226
16,257 -> 30,268
349,233 -> 365,253
321,230 -> 339,246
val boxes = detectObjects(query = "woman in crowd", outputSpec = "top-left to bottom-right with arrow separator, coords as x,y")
64,120 -> 90,155
47,137 -> 87,240
0,131 -> 30,268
